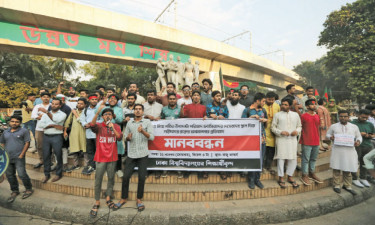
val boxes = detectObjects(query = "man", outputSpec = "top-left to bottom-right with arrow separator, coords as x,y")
123,93 -> 137,129
98,94 -> 124,177
180,91 -> 206,119
365,104 -> 375,147
143,90 -> 163,121
57,82 -> 79,109
239,85 -> 254,108
301,86 -> 317,113
327,99 -> 341,124
31,92 -> 51,169
157,82 -> 181,106
221,89 -> 233,106
227,90 -> 245,119
177,85 -> 192,107
22,93 -> 36,149
191,82 -> 200,92
200,79 -> 213,106
350,109 -> 375,188
115,104 -> 154,212
242,93 -> 267,189
161,93 -> 181,119
33,88 -> 48,106
64,98 -> 88,172
271,97 -> 301,189
95,85 -> 106,94
299,99 -> 323,185
327,110 -> 362,195
206,91 -> 228,120
94,90 -> 104,103
0,116 -> 33,203
89,106 -> 123,217
79,94 -> 99,175
285,84 -> 302,116
121,83 -> 146,108
39,99 -> 67,183
263,92 -> 280,174
79,89 -> 89,99
317,98 -> 331,151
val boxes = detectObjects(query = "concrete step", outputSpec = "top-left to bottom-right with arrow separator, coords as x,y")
25,156 -> 331,184
20,168 -> 333,202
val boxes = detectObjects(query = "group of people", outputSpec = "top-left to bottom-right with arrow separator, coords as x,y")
1,79 -> 375,216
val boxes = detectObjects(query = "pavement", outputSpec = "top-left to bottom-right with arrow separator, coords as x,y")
0,182 -> 374,225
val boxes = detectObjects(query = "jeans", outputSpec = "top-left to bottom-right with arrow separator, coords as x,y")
352,146 -> 373,180
23,120 -> 35,141
122,156 -> 148,199
301,145 -> 320,175
94,161 -> 116,201
264,146 -> 275,169
6,158 -> 32,192
248,144 -> 266,182
86,138 -> 96,169
43,134 -> 63,177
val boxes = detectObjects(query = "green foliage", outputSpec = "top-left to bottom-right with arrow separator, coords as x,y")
0,81 -> 38,107
318,0 -> 375,103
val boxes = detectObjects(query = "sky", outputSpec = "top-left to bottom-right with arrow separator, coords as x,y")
67,0 -> 356,79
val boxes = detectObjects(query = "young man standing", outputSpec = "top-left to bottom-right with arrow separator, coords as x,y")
161,93 -> 181,120
300,99 -> 323,185
350,109 -> 375,188
365,104 -> 375,148
64,98 -> 88,172
121,83 -> 146,108
89,106 -> 123,217
239,85 -> 254,108
200,79 -> 213,106
116,104 -> 154,211
285,84 -> 302,116
301,86 -> 317,113
227,90 -> 245,119
31,92 -> 51,169
157,82 -> 182,106
271,97 -> 301,189
206,91 -> 228,120
191,82 -> 200,92
180,91 -> 206,119
242,93 -> 267,189
143,90 -> 163,121
317,98 -> 331,151
177,85 -> 192,107
327,110 -> 362,195
22,93 -> 36,140
39,99 -> 67,183
0,116 -> 33,203
79,94 -> 99,175
263,92 -> 280,174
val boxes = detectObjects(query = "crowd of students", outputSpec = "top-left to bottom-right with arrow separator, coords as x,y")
1,79 -> 375,216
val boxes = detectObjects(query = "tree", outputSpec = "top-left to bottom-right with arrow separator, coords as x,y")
49,58 -> 76,81
318,0 -> 375,104
0,81 -> 38,108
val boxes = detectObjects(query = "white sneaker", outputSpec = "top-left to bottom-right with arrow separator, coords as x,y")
353,179 -> 365,188
360,179 -> 371,187
116,170 -> 123,178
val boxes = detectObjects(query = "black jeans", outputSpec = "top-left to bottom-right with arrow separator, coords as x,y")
43,134 -> 63,177
121,156 -> 148,199
6,158 -> 32,192
352,146 -> 373,180
264,146 -> 275,169
86,138 -> 96,169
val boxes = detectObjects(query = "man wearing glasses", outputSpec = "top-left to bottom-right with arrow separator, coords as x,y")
177,85 -> 192,107
239,85 -> 254,108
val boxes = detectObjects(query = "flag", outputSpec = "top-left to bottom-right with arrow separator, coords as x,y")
324,87 -> 328,100
219,66 -> 225,97
314,89 -> 319,97
223,79 -> 256,91
328,88 -> 333,99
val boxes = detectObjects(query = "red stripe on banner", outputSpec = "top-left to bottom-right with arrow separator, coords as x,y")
148,136 -> 260,151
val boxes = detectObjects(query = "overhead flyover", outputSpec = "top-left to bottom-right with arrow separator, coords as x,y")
0,0 -> 301,90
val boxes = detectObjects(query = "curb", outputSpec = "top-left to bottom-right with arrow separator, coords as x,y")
0,186 -> 374,225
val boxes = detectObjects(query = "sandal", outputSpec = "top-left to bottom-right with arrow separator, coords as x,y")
7,192 -> 20,203
22,190 -> 34,199
113,201 -> 126,211
106,199 -> 115,209
137,202 -> 145,212
90,205 -> 100,218
277,180 -> 286,189
288,180 -> 300,188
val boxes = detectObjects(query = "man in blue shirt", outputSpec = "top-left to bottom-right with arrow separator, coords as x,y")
0,115 -> 33,203
161,93 -> 181,119
206,91 -> 228,119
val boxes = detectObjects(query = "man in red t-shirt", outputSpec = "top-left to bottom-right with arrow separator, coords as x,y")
300,99 -> 322,185
89,106 -> 123,218
180,91 -> 207,118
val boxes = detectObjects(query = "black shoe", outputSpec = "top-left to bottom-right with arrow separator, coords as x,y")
333,187 -> 341,193
82,166 -> 89,175
86,167 -> 95,175
248,180 -> 255,189
255,180 -> 264,189
34,163 -> 43,169
342,186 -> 357,196
296,165 -> 301,171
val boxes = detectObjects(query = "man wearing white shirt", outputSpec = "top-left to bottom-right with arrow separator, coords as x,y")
143,90 -> 163,121
31,92 -> 51,169
227,90 -> 245,119
177,85 -> 192,107
39,99 -> 67,183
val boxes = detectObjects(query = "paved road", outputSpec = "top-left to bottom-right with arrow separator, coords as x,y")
273,195 -> 375,225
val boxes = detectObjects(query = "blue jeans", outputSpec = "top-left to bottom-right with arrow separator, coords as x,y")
23,120 -> 35,138
301,145 -> 320,175
6,158 -> 32,192
249,143 -> 266,182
